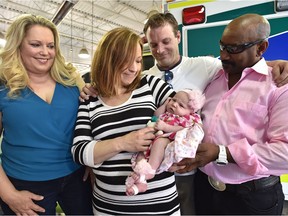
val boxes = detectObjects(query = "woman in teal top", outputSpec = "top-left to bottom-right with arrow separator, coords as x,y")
0,14 -> 92,215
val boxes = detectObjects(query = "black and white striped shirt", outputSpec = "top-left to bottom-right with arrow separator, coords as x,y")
72,75 -> 180,215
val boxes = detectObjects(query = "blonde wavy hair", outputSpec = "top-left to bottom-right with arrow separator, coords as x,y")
0,14 -> 84,98
91,27 -> 143,97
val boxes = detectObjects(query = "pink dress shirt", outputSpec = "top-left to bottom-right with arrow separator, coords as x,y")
201,58 -> 288,184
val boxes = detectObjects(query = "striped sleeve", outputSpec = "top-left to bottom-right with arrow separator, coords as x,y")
145,74 -> 175,107
72,99 -> 95,165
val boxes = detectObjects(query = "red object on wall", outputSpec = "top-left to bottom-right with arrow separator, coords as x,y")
182,5 -> 206,26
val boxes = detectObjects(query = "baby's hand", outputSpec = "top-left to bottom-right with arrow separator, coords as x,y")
155,119 -> 167,131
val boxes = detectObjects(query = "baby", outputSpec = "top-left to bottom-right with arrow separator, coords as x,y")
126,89 -> 205,196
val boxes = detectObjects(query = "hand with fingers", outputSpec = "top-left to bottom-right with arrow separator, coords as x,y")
173,142 -> 219,174
122,127 -> 156,153
79,83 -> 98,102
4,190 -> 45,216
268,60 -> 288,87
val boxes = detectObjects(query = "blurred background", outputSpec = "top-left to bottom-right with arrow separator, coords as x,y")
0,0 -> 162,75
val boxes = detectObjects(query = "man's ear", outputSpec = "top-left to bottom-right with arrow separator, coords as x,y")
258,40 -> 269,56
176,30 -> 181,44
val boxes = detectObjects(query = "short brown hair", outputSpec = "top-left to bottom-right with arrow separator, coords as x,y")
91,27 -> 143,97
143,12 -> 178,37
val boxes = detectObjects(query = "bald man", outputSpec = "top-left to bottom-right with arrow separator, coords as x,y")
185,14 -> 287,215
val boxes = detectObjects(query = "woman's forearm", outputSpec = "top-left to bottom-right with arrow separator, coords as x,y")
0,165 -> 16,202
93,137 -> 124,164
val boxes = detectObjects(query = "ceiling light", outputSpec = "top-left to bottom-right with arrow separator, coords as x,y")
78,16 -> 90,59
78,47 -> 90,59
51,0 -> 78,26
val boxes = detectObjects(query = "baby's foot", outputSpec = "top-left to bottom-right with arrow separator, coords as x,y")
126,185 -> 139,196
135,181 -> 148,194
125,172 -> 136,188
134,159 -> 156,180
126,180 -> 148,196
125,172 -> 141,195
126,171 -> 144,187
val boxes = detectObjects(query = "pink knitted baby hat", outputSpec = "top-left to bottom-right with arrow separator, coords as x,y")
181,88 -> 205,113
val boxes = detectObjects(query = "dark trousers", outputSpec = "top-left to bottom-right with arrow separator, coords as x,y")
175,174 -> 196,215
0,166 -> 93,215
195,170 -> 284,215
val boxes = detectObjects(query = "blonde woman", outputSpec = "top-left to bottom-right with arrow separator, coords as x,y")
0,14 -> 92,215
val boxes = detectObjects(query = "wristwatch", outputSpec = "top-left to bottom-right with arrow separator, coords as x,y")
216,145 -> 228,166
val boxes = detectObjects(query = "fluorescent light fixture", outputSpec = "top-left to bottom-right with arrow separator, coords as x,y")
51,0 -> 78,26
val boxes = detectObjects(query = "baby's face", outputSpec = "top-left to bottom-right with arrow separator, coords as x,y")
166,91 -> 191,116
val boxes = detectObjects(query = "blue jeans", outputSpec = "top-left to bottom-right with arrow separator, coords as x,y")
0,166 -> 93,215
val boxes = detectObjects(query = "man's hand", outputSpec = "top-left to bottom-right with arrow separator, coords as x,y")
268,60 -> 288,87
174,143 -> 219,174
83,167 -> 95,189
79,83 -> 97,102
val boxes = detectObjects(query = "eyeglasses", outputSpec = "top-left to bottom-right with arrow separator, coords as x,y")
219,39 -> 265,54
164,70 -> 174,88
